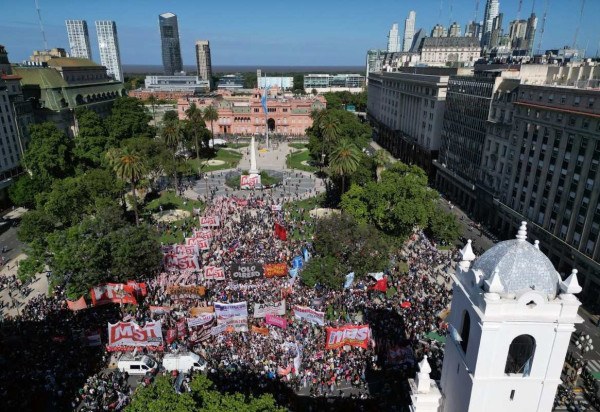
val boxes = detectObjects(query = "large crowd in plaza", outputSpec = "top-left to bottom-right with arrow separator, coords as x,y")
0,193 -> 458,411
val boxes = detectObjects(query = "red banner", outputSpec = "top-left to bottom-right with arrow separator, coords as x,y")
204,266 -> 225,280
107,321 -> 163,351
163,253 -> 200,271
177,319 -> 187,338
166,329 -> 177,344
264,263 -> 288,278
173,244 -> 198,256
90,284 -> 137,306
193,229 -> 213,240
126,281 -> 148,297
265,314 -> 287,329
66,296 -> 87,311
274,222 -> 287,241
325,325 -> 370,350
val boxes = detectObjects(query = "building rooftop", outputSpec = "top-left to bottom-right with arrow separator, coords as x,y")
422,37 -> 481,48
160,12 -> 176,18
46,57 -> 100,68
12,66 -> 68,88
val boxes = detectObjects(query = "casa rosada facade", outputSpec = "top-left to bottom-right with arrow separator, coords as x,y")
177,88 -> 326,136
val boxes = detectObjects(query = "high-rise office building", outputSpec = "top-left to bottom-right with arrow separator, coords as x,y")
159,12 -> 183,75
402,11 -> 416,52
95,21 -> 123,82
524,13 -> 538,55
431,24 -> 447,38
195,40 -> 212,86
387,23 -> 400,53
508,19 -> 528,49
465,21 -> 483,40
66,20 -> 92,59
482,0 -> 500,47
448,22 -> 461,37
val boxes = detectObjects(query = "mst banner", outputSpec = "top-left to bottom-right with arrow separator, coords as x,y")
214,301 -> 248,332
325,325 -> 370,350
264,263 -> 288,278
230,263 -> 263,281
163,253 -> 200,271
91,283 -> 137,306
200,216 -> 220,227
293,305 -> 325,326
107,321 -> 163,351
253,300 -> 286,318
240,174 -> 261,189
204,266 -> 225,280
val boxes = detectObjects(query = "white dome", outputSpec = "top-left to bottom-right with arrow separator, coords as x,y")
472,238 -> 560,298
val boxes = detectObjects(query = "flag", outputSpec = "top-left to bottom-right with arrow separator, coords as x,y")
289,267 -> 299,278
370,276 -> 388,292
292,256 -> 303,269
303,247 -> 310,263
274,222 -> 287,241
344,272 -> 355,289
66,296 -> 87,311
261,87 -> 269,115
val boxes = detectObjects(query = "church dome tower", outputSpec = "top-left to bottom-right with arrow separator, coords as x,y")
438,222 -> 583,412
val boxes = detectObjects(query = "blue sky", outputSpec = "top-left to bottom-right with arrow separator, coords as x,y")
1,0 -> 599,66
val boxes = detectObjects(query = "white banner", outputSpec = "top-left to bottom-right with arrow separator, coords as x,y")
204,266 -> 225,280
215,301 -> 248,332
253,300 -> 286,318
187,314 -> 214,328
173,244 -> 198,256
293,305 -> 325,326
210,324 -> 228,336
163,254 -> 200,271
200,216 -> 220,227
107,321 -> 163,350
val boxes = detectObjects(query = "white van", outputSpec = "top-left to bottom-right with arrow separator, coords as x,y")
117,354 -> 159,375
162,352 -> 206,372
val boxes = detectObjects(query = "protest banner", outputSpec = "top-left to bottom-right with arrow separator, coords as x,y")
293,305 -> 325,326
193,229 -> 213,240
325,325 -> 370,350
265,314 -> 287,329
188,315 -> 215,344
186,314 -> 214,328
292,256 -> 303,269
263,263 -> 288,278
252,326 -> 269,336
240,174 -> 261,189
210,324 -> 228,336
271,204 -> 282,212
204,266 -> 225,280
149,306 -> 172,315
177,319 -> 187,337
185,237 -> 211,251
189,306 -> 214,316
173,244 -> 198,256
66,296 -> 87,311
166,329 -> 177,344
214,301 -> 248,332
200,216 -> 220,227
163,253 -> 200,271
166,285 -> 206,298
90,283 -> 137,306
230,263 -> 263,281
253,300 -> 286,318
126,281 -> 148,297
107,321 -> 163,351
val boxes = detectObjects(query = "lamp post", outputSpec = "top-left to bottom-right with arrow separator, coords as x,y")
576,334 -> 593,355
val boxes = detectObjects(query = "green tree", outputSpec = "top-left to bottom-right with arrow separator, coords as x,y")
106,97 -> 152,144
373,149 -> 389,182
428,206 -> 460,244
329,139 -> 361,193
22,122 -> 74,180
73,108 -> 109,170
107,147 -> 146,225
185,103 -> 206,172
163,110 -> 179,123
17,209 -> 55,243
203,105 -> 219,148
318,112 -> 341,167
8,174 -> 50,208
161,120 -> 183,191
292,74 -> 305,94
147,94 -> 157,123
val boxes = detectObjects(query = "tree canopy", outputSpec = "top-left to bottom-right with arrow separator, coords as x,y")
106,97 -> 153,143
22,122 -> 74,180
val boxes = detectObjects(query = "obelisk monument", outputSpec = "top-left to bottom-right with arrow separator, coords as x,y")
249,135 -> 259,175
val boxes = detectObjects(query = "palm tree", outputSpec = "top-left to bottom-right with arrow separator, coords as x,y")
161,120 -> 182,191
107,147 -> 145,226
203,105 -> 219,149
373,149 -> 389,182
329,139 -> 361,193
185,103 -> 205,174
319,112 -> 341,168
147,94 -> 157,125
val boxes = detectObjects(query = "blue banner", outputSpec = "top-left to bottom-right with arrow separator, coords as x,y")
292,256 -> 304,269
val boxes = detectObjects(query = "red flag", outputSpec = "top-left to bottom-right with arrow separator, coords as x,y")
274,222 -> 287,241
370,277 -> 388,292
66,296 -> 87,311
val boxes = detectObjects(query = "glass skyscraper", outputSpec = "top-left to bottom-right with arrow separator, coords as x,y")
159,12 -> 183,76
66,20 -> 92,60
95,20 -> 123,82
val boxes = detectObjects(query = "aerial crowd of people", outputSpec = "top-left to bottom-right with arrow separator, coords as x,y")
0,194 -> 458,411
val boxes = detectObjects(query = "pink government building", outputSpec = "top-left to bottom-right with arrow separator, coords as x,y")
177,88 -> 326,136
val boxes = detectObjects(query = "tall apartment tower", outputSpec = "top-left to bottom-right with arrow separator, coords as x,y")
402,11 -> 416,52
448,22 -> 462,37
482,0 -> 500,47
159,12 -> 183,75
508,20 -> 528,49
66,20 -> 92,59
195,40 -> 213,86
95,21 -> 123,82
524,13 -> 538,55
431,24 -> 447,38
387,23 -> 401,53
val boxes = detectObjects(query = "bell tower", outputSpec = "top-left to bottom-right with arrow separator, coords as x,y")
438,223 -> 583,412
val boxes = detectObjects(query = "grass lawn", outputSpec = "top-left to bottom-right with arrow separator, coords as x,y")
288,143 -> 307,150
188,148 -> 242,172
144,192 -> 204,244
287,149 -> 318,173
225,142 -> 250,149
284,194 -> 325,241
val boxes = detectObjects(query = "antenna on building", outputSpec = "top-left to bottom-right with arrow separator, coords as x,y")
448,0 -> 454,28
34,0 -> 48,51
474,0 -> 480,22
438,0 -> 444,24
572,0 -> 586,49
536,0 -> 549,54
517,0 -> 523,20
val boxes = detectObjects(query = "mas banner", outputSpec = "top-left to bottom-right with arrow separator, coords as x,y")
265,314 -> 287,329
200,216 -> 220,227
204,266 -> 225,280
107,321 -> 163,351
293,305 -> 325,326
91,284 -> 137,306
230,263 -> 263,281
264,263 -> 288,278
253,300 -> 286,318
240,174 -> 261,189
325,325 -> 370,350
215,301 -> 248,332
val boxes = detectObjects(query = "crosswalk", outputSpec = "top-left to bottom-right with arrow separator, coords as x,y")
554,391 -> 591,411
587,359 -> 600,374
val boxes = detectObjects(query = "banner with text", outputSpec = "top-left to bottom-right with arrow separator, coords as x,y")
293,305 -> 325,326
204,266 -> 225,280
185,238 -> 211,250
253,300 -> 286,318
166,285 -> 206,298
265,314 -> 287,329
264,263 -> 288,278
107,321 -> 163,351
200,216 -> 220,227
192,229 -> 213,240
230,263 -> 263,281
163,253 -> 200,272
214,301 -> 248,332
240,174 -> 261,189
325,325 -> 370,350
91,283 -> 137,306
